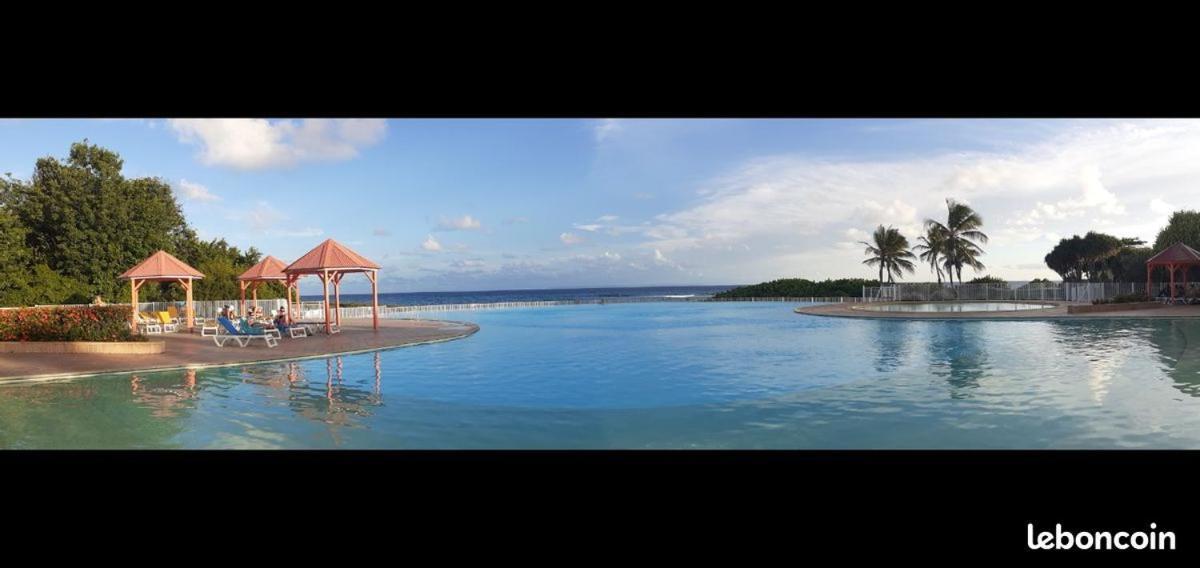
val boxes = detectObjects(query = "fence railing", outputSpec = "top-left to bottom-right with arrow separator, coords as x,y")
862,282 -> 1156,303
13,294 -> 865,319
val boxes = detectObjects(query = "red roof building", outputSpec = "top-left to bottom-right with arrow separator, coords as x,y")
119,250 -> 205,331
283,239 -> 382,332
1146,242 -> 1200,300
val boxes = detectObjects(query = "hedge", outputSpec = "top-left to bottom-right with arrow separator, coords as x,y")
0,305 -> 143,342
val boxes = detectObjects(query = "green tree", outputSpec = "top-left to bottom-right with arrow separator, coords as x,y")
713,278 -> 880,299
924,198 -> 988,285
1044,232 -> 1140,282
1,141 -> 189,300
1153,210 -> 1200,252
912,226 -> 946,284
860,224 -> 916,283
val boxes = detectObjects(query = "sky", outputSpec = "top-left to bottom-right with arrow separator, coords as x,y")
1,118 -> 1197,294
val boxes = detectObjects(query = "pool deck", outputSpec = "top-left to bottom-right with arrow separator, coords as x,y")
796,302 -> 1200,320
0,318 -> 478,383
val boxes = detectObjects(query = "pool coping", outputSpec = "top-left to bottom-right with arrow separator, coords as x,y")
0,320 -> 479,385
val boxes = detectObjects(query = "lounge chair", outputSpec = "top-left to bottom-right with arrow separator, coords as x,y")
166,305 -> 184,325
136,313 -> 163,334
200,317 -> 219,336
156,311 -> 179,333
213,317 -> 278,348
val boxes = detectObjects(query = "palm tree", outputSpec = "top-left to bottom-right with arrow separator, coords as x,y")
860,224 -> 917,283
913,228 -> 946,284
924,199 -> 988,285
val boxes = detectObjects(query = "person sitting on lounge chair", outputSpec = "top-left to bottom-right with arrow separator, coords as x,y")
273,307 -> 291,335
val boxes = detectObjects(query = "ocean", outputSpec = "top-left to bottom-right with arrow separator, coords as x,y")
303,285 -> 736,306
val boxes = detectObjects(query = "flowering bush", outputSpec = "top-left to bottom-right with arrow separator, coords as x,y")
0,306 -> 143,342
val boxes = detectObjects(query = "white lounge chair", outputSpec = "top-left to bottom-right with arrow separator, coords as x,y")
200,318 -> 219,336
136,313 -> 162,334
212,317 -> 278,348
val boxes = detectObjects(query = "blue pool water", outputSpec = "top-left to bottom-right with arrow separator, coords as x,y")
4,302 -> 1200,448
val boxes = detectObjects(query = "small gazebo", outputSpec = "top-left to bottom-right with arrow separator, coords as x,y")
237,255 -> 289,316
1145,242 -> 1200,301
283,239 -> 381,333
119,250 -> 205,332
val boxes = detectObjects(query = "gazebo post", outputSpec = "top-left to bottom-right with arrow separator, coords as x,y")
1147,268 -> 1152,298
1170,264 -> 1177,301
322,269 -> 332,334
129,278 -> 140,332
239,281 -> 247,315
333,272 -> 342,327
287,278 -> 296,324
183,277 -> 195,332
368,269 -> 379,330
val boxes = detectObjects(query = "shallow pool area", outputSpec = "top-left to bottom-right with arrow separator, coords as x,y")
3,301 -> 1200,448
858,301 -> 1055,312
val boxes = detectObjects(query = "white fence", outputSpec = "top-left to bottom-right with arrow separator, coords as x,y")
15,294 -> 866,319
863,282 -> 1155,303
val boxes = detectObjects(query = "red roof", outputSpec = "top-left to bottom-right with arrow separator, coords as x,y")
1146,242 -> 1200,265
119,250 -> 205,280
238,255 -> 289,281
284,239 -> 380,274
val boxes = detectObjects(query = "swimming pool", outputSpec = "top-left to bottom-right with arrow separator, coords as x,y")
2,302 -> 1199,448
858,302 -> 1055,312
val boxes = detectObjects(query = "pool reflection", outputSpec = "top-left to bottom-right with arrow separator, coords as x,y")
926,322 -> 989,399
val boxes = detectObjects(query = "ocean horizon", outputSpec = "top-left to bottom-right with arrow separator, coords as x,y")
302,285 -> 738,306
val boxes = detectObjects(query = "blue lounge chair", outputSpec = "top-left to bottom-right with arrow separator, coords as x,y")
214,317 -> 278,348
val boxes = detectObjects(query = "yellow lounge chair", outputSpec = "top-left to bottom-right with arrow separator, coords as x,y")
136,312 -> 162,334
156,311 -> 179,333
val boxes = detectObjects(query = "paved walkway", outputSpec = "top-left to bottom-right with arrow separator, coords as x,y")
795,302 -> 1200,320
0,318 -> 478,382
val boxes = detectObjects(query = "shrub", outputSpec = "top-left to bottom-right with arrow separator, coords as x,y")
0,305 -> 143,342
713,278 -> 880,299
1092,293 -> 1150,305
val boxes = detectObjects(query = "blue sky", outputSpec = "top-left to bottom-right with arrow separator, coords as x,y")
2,118 -> 1196,293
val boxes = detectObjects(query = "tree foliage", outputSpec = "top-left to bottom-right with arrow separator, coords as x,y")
713,278 -> 880,299
1153,210 -> 1200,252
923,198 -> 988,285
0,141 -> 271,307
859,225 -> 916,283
1044,232 -> 1146,282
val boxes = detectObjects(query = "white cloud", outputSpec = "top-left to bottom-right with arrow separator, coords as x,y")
594,119 -> 622,142
435,215 -> 482,231
633,120 -> 1200,282
1150,197 -> 1175,216
177,179 -> 220,202
422,234 -> 443,252
266,227 -> 324,238
167,119 -> 386,170
560,232 -> 584,246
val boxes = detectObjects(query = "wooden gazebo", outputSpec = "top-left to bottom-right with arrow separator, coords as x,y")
1145,242 -> 1200,301
237,255 -> 290,316
119,250 -> 205,332
283,239 -> 381,333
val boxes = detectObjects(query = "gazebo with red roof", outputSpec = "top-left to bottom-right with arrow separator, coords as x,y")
119,250 -> 205,332
1145,242 -> 1200,300
283,239 -> 381,333
237,255 -> 289,316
